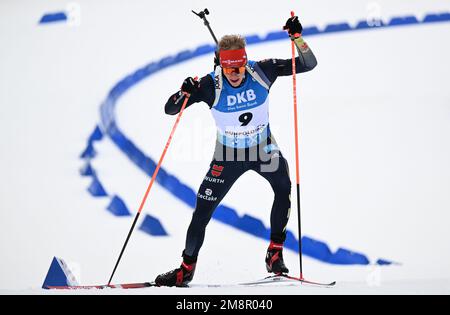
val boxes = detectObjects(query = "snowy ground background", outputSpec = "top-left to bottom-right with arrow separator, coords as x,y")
1,0 -> 450,294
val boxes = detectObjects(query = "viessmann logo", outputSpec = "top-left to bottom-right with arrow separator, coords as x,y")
222,58 -> 245,65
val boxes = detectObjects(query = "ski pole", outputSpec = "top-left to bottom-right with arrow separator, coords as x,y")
288,11 -> 304,280
107,83 -> 196,285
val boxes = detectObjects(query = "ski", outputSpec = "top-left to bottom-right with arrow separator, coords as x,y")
282,274 -> 336,287
44,282 -> 157,290
239,275 -> 294,286
45,275 -> 335,290
240,274 -> 336,287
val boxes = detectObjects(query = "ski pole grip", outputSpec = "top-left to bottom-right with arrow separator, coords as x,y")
290,11 -> 301,38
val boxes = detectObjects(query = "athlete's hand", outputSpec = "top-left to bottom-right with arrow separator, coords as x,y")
283,15 -> 303,38
181,77 -> 200,95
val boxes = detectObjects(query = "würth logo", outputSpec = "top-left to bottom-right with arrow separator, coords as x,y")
211,164 -> 224,177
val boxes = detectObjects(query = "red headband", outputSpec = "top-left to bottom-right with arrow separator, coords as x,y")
219,48 -> 247,68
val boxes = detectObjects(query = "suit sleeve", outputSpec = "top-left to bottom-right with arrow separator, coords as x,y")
257,36 -> 317,86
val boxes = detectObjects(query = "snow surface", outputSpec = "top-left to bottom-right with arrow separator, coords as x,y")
1,0 -> 450,294
2,278 -> 450,295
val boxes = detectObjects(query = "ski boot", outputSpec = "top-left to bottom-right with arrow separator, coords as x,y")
155,257 -> 196,287
265,241 -> 289,274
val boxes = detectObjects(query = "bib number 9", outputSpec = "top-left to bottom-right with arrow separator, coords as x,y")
239,112 -> 253,126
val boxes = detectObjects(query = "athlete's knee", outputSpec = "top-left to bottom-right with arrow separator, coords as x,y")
192,195 -> 217,224
275,176 -> 292,195
190,208 -> 213,230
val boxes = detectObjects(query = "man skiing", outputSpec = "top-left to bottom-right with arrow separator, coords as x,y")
155,15 -> 317,287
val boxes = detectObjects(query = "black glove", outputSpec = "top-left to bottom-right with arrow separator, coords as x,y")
181,77 -> 200,95
283,15 -> 303,37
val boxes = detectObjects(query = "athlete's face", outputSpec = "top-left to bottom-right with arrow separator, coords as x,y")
223,67 -> 245,87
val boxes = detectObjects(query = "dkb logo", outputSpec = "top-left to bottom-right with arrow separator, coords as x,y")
227,89 -> 256,106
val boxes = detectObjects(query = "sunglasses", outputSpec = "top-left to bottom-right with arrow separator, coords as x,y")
222,66 -> 246,75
